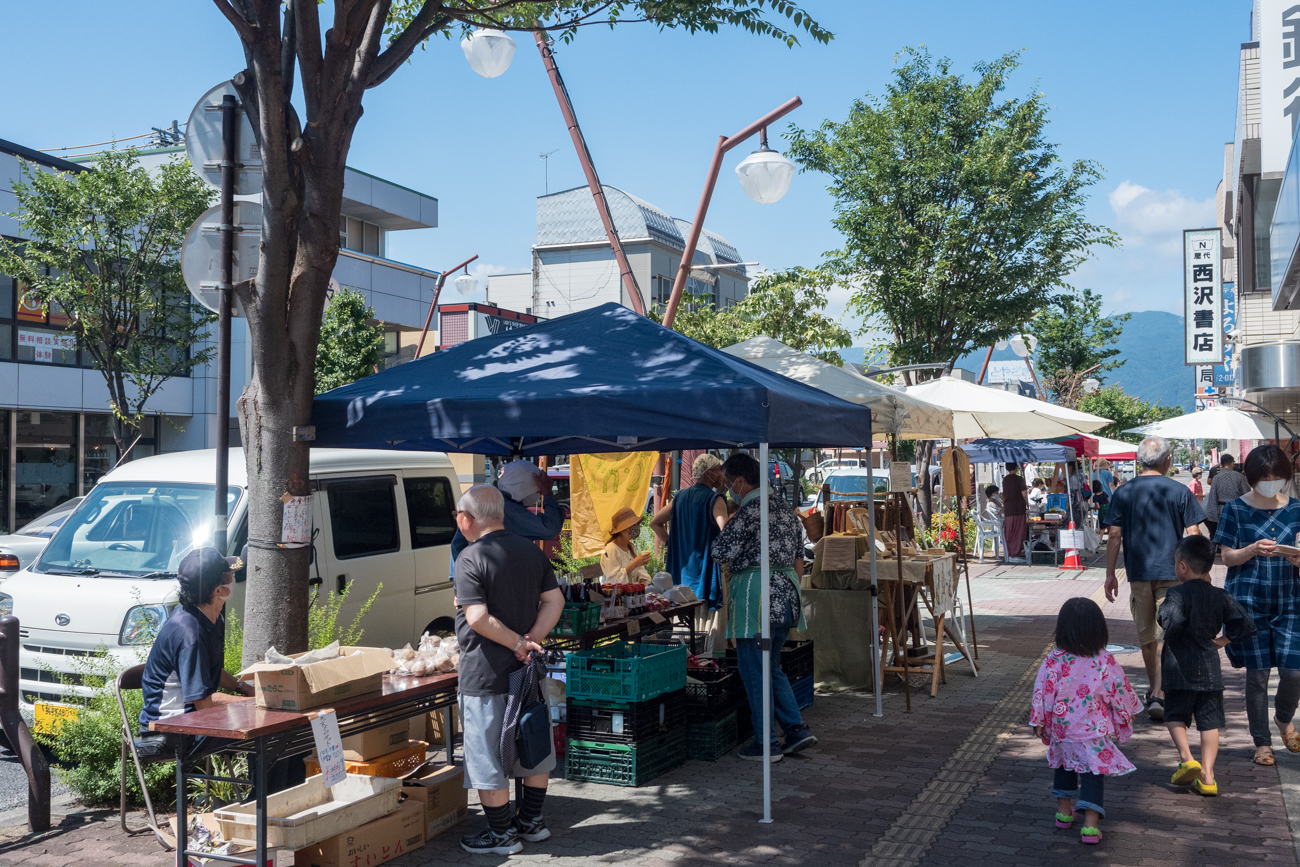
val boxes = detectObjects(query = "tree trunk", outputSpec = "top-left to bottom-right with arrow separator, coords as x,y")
916,440 -> 935,537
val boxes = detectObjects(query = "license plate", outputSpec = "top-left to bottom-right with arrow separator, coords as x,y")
33,701 -> 77,736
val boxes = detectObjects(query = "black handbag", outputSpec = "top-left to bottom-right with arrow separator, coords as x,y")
515,698 -> 552,769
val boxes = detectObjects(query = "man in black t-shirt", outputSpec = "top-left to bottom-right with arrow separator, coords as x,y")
139,548 -> 252,757
1104,436 -> 1205,722
453,485 -> 565,856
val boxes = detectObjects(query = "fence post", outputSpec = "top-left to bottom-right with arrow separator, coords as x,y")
0,616 -> 50,832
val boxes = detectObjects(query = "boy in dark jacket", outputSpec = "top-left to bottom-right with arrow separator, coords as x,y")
1157,535 -> 1256,795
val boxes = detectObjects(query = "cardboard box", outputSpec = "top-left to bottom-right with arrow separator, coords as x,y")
305,741 -> 428,779
293,796 -> 424,867
401,764 -> 468,840
237,647 -> 398,711
342,719 -> 410,762
425,707 -> 461,745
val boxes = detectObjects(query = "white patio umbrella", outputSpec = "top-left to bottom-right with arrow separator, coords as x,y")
1125,406 -> 1278,440
904,376 -> 1111,439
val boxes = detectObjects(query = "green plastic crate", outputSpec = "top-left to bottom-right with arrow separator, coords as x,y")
687,712 -> 737,761
566,642 -> 687,702
565,726 -> 687,786
550,602 -> 601,637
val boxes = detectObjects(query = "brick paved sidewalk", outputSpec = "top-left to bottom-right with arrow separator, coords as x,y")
3,562 -> 1276,867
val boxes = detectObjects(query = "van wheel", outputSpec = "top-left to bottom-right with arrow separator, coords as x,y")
422,616 -> 456,638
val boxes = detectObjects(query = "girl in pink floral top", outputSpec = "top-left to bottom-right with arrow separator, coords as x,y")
1030,598 -> 1143,845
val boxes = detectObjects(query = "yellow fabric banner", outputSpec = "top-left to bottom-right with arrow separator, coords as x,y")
570,452 -> 656,558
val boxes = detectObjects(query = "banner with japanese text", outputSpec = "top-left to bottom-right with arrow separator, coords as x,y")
569,452 -> 655,559
1184,228 -> 1223,366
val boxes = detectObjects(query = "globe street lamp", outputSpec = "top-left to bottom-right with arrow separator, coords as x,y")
661,96 -> 803,329
1082,377 -> 1101,394
415,254 -> 478,358
454,274 -> 478,296
461,29 -> 517,78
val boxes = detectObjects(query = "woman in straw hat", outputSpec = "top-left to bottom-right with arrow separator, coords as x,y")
601,507 -> 653,585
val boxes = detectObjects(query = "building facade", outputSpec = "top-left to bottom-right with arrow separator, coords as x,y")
486,185 -> 750,317
0,137 -> 444,529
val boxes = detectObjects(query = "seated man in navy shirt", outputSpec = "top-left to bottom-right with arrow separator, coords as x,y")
139,547 -> 252,757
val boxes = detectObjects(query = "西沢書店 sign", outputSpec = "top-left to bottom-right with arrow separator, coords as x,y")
1184,228 -> 1223,366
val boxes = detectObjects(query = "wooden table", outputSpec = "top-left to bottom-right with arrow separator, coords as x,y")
871,554 -> 978,697
151,671 -> 459,867
546,600 -> 705,651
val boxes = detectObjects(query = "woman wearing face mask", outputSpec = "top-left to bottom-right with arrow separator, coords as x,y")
1215,443 -> 1300,766
600,507 -> 653,585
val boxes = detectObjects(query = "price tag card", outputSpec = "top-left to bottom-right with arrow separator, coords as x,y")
887,461 -> 913,492
588,590 -> 605,605
647,612 -> 666,624
308,710 -> 346,788
626,619 -> 641,636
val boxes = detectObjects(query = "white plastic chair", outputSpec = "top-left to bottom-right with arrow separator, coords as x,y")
973,514 -> 1004,562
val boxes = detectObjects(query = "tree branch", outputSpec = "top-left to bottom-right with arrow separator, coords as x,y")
294,0 -> 324,118
281,1 -> 297,103
211,0 -> 257,42
367,0 -> 447,88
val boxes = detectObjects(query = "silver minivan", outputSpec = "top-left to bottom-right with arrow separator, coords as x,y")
2,448 -> 461,717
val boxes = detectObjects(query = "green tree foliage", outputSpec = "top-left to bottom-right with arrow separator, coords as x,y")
1027,288 -> 1130,405
1078,385 -> 1182,443
786,48 -> 1118,376
315,287 -> 385,394
654,267 -> 852,363
0,150 -> 214,459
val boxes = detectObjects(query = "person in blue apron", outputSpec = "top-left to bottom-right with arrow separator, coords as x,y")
1214,443 -> 1300,767
711,453 -> 816,762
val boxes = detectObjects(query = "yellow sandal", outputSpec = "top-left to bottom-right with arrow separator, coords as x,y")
1277,719 -> 1300,753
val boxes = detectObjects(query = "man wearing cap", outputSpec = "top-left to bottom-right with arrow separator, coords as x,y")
449,460 -> 563,580
139,548 -> 252,757
650,453 -> 728,608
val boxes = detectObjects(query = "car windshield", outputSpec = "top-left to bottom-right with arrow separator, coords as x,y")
34,482 -> 242,577
825,473 -> 888,501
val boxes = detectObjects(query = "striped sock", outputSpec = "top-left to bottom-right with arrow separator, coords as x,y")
484,802 -> 514,835
517,784 -> 547,823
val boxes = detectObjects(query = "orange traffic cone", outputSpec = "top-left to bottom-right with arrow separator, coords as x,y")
1062,520 -> 1083,570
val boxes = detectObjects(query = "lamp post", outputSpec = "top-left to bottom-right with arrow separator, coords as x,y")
660,97 -> 802,330
415,254 -> 479,358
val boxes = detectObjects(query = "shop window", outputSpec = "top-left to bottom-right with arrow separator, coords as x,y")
83,414 -> 158,490
16,411 -> 76,526
326,476 -> 400,558
404,476 -> 455,548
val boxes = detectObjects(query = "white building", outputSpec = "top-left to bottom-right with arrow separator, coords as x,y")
487,185 -> 750,316
0,137 -> 443,529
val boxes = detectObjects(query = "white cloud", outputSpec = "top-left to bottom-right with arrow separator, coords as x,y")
1108,181 -> 1215,253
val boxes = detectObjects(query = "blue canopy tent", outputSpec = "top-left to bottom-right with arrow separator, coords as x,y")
312,302 -> 874,820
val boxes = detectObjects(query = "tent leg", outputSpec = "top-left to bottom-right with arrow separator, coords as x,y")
955,500 -> 979,660
892,436 -> 911,712
759,442 -> 772,824
866,451 -> 882,718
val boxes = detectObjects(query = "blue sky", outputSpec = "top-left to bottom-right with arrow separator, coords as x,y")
2,1 -> 1247,344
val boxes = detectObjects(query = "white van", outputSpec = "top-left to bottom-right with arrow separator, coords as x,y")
1,448 -> 461,716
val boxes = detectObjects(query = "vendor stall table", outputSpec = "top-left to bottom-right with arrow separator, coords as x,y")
546,600 -> 704,651
1027,514 -> 1067,564
152,671 -> 459,867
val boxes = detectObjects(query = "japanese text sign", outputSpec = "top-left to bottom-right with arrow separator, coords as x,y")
1184,228 -> 1223,366
308,709 -> 347,788
18,329 -> 75,364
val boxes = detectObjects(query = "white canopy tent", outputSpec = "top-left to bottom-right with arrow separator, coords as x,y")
904,376 -> 1111,439
1126,405 -> 1279,441
724,337 -> 957,718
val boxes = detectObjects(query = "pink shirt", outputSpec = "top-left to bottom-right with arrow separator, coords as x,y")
1030,647 -> 1144,776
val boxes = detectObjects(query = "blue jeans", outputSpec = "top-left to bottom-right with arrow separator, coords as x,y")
1052,767 -> 1104,817
735,625 -> 805,746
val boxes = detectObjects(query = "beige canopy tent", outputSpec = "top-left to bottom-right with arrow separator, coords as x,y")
904,376 -> 1111,439
723,336 -> 955,439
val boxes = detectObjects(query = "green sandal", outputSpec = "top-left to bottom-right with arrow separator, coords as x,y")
1080,826 -> 1102,845
1054,811 -> 1075,829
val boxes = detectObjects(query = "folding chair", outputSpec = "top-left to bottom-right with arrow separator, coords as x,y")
114,664 -> 173,850
973,514 -> 1004,562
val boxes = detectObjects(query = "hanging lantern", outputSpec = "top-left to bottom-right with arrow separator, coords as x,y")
454,274 -> 478,296
461,29 -> 517,78
734,145 -> 796,204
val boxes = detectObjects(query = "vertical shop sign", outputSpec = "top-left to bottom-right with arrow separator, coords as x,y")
1184,229 -> 1224,365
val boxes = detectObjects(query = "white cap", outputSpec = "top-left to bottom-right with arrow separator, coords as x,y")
498,460 -> 544,506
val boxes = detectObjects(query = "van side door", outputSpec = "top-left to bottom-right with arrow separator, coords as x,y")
315,474 -> 416,649
403,470 -> 459,635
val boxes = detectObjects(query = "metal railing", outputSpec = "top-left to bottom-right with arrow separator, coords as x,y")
0,616 -> 49,832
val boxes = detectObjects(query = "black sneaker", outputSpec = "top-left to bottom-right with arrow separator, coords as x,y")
514,814 -> 551,842
460,826 -> 523,855
736,739 -> 783,762
782,726 -> 818,755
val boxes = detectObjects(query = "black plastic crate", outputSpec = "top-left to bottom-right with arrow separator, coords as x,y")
792,675 -> 814,710
687,712 -> 737,761
565,689 -> 686,744
719,640 -> 814,682
684,669 -> 738,722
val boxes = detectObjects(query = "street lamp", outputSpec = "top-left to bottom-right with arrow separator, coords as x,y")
1082,377 -> 1101,394
1008,334 -> 1037,358
462,29 -> 517,78
734,132 -> 796,204
454,274 -> 478,296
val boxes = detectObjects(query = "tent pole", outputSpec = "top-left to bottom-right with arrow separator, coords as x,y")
866,438 -> 882,718
893,434 -> 911,712
759,442 -> 772,823
955,485 -> 979,660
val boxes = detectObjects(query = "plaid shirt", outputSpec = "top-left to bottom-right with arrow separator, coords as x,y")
1214,497 -> 1300,670
710,491 -> 803,571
